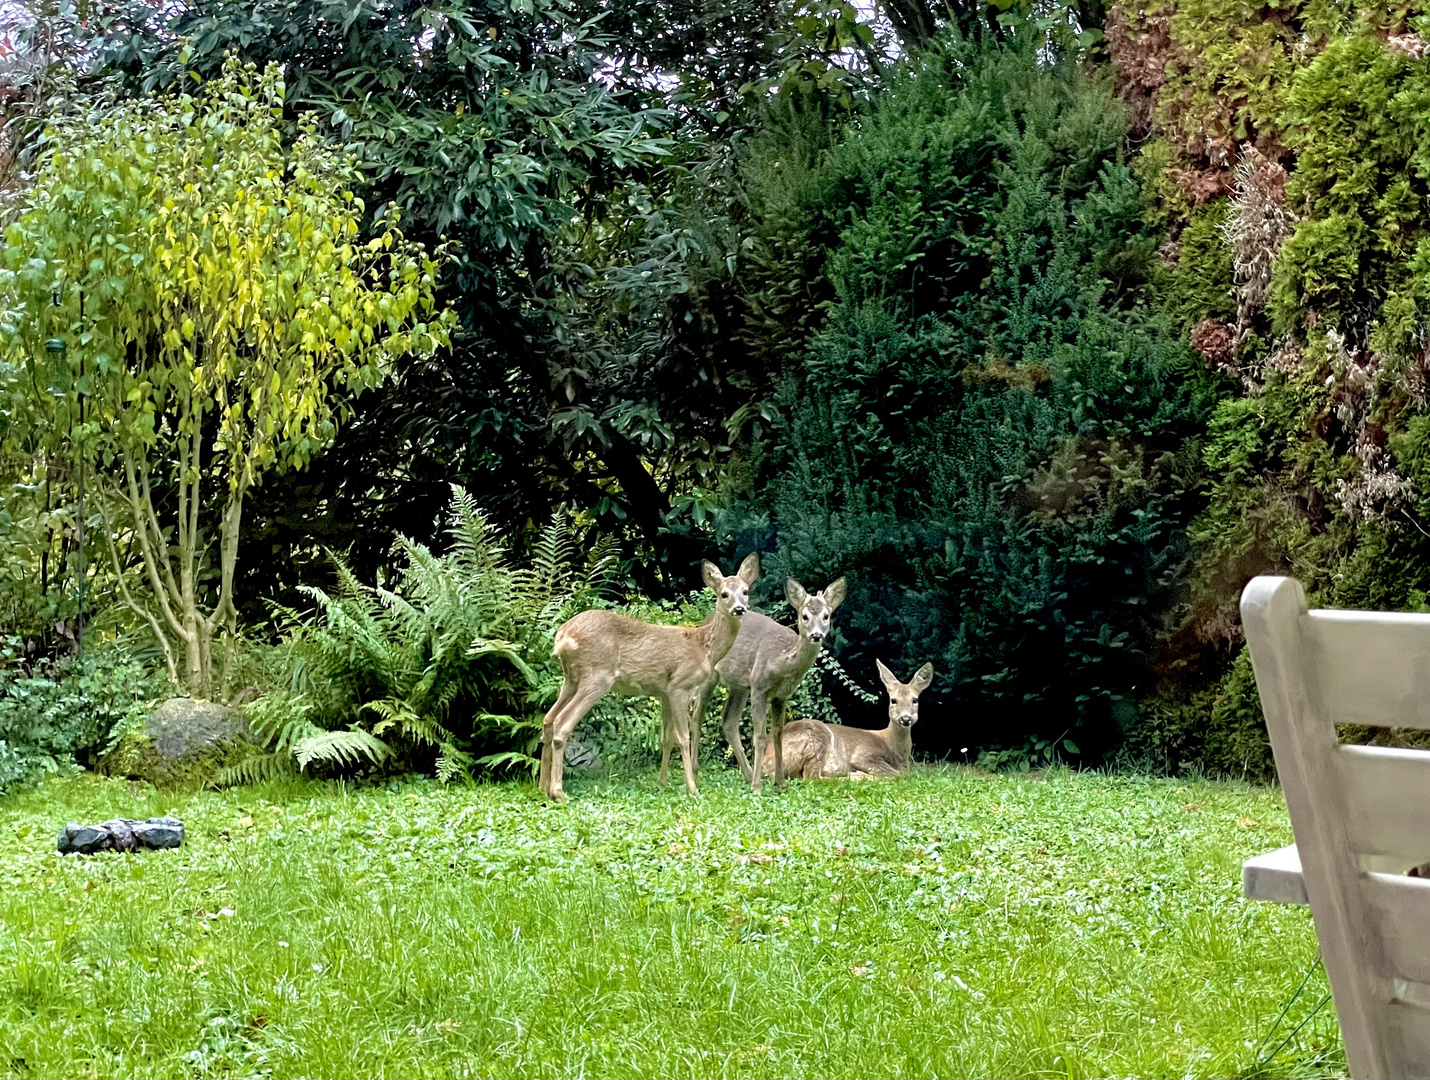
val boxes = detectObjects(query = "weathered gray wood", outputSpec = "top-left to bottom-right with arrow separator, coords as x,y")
1382,1001 -> 1430,1079
1338,745 -> 1430,864
1241,576 -> 1391,1079
1364,872 -> 1430,985
1240,840 -> 1421,904
1305,610 -> 1430,730
1242,844 -> 1308,906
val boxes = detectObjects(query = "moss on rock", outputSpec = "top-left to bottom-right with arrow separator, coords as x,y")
100,698 -> 260,790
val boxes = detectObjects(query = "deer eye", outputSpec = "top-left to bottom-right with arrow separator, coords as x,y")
721,591 -> 729,599
911,697 -> 918,703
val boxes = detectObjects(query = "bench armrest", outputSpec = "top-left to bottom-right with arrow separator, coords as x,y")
1242,843 -> 1308,905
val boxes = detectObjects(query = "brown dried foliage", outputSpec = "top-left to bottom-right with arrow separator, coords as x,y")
1105,2 -> 1171,138
1190,319 -> 1235,368
1224,145 -> 1296,336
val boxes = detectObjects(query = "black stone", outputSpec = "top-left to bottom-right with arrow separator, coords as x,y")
108,819 -> 136,853
133,819 -> 184,849
56,816 -> 185,855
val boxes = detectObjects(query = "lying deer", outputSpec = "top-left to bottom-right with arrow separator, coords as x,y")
760,659 -> 934,780
705,575 -> 846,794
539,554 -> 759,803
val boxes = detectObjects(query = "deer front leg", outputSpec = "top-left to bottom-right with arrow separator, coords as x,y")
689,694 -> 702,775
722,686 -> 753,780
539,677 -> 577,799
771,698 -> 788,791
750,690 -> 769,795
674,693 -> 700,795
539,739 -> 555,800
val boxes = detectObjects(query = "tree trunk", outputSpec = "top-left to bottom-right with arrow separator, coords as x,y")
112,380 -> 249,700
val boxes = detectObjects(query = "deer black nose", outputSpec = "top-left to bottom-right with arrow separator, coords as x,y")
899,715 -> 914,726
733,605 -> 747,616
810,632 -> 824,642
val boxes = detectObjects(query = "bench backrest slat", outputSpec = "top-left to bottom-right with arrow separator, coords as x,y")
1338,745 -> 1430,863
1243,576 -> 1430,1079
1306,610 -> 1430,729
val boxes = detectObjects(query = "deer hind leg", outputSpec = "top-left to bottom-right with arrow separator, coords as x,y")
539,677 -> 578,799
658,696 -> 677,789
688,694 -> 702,775
771,698 -> 789,791
545,673 -> 614,803
749,691 -> 769,795
722,687 -> 753,780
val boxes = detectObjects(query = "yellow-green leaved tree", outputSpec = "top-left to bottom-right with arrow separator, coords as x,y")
0,58 -> 454,696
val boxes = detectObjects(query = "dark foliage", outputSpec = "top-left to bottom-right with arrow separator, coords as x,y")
728,32 -> 1212,761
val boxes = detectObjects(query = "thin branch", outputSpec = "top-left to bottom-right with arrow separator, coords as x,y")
100,495 -> 178,683
133,454 -> 181,604
188,362 -> 203,606
122,451 -> 188,641
175,381 -> 190,595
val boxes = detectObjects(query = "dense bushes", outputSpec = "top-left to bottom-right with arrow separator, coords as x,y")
0,643 -> 156,792
1101,0 -> 1430,778
729,32 -> 1212,761
14,0 -> 1430,784
231,488 -> 619,783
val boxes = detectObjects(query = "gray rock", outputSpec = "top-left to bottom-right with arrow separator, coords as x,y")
107,819 -> 136,853
57,816 -> 185,855
58,825 -> 106,854
100,698 -> 258,788
146,699 -> 249,760
563,738 -> 602,771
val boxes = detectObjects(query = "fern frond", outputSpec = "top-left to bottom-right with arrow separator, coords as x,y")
445,485 -> 504,577
531,510 -> 577,587
400,714 -> 457,748
293,727 -> 391,770
213,752 -> 296,788
327,552 -> 379,606
473,750 -> 539,776
467,637 -> 539,684
472,711 -> 541,737
434,742 -> 474,783
359,698 -> 455,750
582,534 -> 621,597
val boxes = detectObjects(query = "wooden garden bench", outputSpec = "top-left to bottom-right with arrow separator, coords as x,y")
1239,575 -> 1430,1079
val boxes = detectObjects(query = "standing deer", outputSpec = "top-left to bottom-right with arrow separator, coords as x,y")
539,554 -> 759,803
706,575 -> 846,794
760,659 -> 934,780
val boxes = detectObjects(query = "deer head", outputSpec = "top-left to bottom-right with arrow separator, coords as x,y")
786,576 -> 846,643
703,553 -> 759,618
876,659 -> 934,728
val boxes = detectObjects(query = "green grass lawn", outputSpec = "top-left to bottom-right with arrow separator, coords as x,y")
0,765 -> 1337,1079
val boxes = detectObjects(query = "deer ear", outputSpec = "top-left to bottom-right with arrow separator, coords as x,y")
785,578 -> 808,610
822,576 -> 847,611
913,663 -> 934,693
738,552 -> 760,585
876,659 -> 897,693
702,561 -> 723,592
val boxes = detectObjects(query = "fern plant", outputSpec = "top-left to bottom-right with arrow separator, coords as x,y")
224,488 -> 618,785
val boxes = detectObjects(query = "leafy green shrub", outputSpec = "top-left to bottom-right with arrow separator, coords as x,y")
731,28 -> 1212,763
0,739 -> 37,792
229,487 -> 617,784
1120,650 -> 1274,780
0,639 -> 158,794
